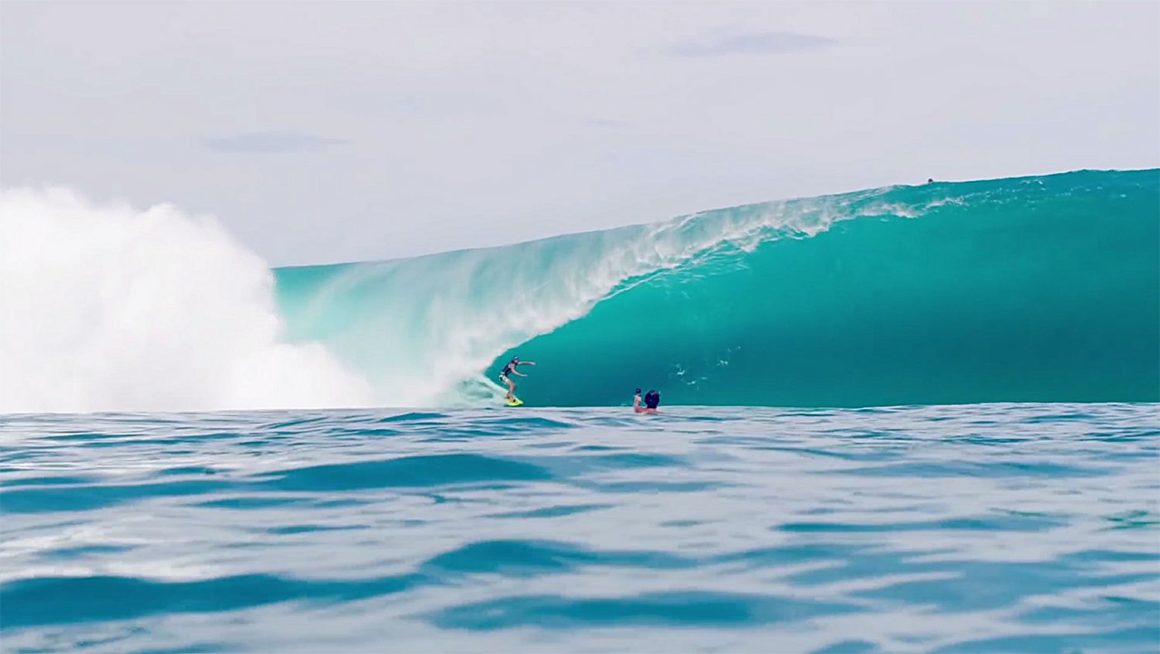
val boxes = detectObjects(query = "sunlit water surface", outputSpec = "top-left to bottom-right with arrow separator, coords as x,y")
2,404 -> 1157,653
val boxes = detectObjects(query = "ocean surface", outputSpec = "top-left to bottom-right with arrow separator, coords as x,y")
2,403 -> 1158,653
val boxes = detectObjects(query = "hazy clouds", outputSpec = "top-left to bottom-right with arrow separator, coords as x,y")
666,30 -> 839,57
205,131 -> 347,155
2,1 -> 1157,265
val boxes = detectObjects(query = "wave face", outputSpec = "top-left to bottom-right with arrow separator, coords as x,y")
277,169 -> 1159,408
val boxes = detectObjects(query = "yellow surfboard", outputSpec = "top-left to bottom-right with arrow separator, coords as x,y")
504,397 -> 524,407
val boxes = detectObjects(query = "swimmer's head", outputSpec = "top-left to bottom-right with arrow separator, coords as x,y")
644,390 -> 661,409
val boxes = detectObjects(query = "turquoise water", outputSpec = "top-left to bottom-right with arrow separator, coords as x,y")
2,404 -> 1158,653
274,169 -> 1159,408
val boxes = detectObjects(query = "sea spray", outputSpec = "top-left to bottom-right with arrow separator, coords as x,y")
0,188 -> 372,413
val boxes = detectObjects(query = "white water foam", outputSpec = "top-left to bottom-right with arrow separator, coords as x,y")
0,188 -> 373,414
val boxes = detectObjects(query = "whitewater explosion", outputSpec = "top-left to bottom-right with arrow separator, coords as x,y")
0,188 -> 373,413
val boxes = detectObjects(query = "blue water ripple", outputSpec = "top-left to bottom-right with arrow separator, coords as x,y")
0,403 -> 1156,653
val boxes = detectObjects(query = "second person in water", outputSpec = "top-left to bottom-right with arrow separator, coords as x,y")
633,388 -> 661,414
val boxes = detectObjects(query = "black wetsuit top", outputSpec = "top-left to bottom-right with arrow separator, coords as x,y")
500,361 -> 517,378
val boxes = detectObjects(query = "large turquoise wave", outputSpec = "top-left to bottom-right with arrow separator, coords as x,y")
274,170 -> 1159,407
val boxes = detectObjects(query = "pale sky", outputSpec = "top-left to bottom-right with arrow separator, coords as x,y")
2,1 -> 1157,266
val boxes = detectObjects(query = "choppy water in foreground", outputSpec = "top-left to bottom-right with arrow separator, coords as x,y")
1,404 -> 1158,653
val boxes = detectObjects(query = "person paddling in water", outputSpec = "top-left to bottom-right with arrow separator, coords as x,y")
500,356 -> 536,402
633,388 -> 661,414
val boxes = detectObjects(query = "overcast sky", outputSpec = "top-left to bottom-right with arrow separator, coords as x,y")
2,1 -> 1157,266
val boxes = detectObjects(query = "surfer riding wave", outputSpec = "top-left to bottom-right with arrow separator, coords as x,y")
499,356 -> 535,402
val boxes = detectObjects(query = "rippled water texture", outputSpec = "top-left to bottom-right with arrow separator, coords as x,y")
2,404 -> 1158,653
